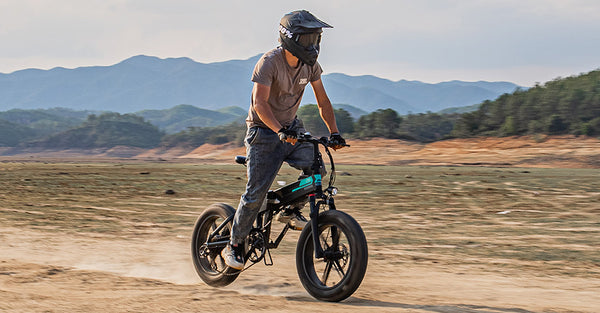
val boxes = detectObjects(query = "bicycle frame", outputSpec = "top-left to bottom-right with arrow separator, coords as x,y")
204,134 -> 341,262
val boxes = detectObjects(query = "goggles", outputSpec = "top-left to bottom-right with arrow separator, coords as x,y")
295,32 -> 321,47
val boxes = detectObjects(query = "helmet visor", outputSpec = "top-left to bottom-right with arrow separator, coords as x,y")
296,33 -> 321,48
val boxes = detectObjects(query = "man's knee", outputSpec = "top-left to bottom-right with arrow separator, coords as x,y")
239,191 -> 266,211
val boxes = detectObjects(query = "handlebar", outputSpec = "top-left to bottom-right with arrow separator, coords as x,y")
234,133 -> 348,166
296,133 -> 351,148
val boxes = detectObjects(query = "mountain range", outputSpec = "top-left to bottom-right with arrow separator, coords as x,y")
0,54 -> 522,114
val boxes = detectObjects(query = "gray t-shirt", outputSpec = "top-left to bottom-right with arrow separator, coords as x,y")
246,47 -> 323,129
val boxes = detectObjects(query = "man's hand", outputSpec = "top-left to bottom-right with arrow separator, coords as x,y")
329,133 -> 346,150
278,127 -> 298,144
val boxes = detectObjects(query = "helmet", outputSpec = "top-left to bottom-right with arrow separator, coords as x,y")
279,10 -> 332,66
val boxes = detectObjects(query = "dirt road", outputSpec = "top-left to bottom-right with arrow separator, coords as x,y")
2,226 -> 597,313
1,137 -> 599,312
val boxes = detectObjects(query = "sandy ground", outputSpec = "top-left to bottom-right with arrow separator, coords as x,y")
2,226 -> 598,313
1,136 -> 599,312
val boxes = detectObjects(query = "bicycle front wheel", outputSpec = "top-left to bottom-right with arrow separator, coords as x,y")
296,210 -> 368,302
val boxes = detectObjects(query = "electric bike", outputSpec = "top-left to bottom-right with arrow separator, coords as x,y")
191,133 -> 368,302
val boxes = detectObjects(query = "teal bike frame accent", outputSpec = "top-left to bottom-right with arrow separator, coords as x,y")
292,174 -> 322,192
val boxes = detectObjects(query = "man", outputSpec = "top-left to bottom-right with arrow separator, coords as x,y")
222,10 -> 346,270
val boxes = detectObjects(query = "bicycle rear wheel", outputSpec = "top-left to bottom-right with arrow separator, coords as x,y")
191,203 -> 240,287
296,210 -> 368,302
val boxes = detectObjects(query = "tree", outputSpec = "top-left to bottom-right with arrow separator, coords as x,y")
355,109 -> 402,138
547,114 -> 568,134
401,112 -> 457,141
500,116 -> 517,136
160,122 -> 246,148
297,104 -> 355,137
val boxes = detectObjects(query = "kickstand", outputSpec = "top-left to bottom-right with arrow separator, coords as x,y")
263,247 -> 273,266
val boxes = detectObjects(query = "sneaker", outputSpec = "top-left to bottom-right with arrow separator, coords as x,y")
276,209 -> 308,231
221,243 -> 244,270
288,213 -> 308,230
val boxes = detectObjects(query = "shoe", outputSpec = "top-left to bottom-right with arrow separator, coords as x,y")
221,243 -> 244,270
276,209 -> 308,231
288,213 -> 308,230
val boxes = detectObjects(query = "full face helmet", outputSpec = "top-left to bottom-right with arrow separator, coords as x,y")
279,10 -> 332,66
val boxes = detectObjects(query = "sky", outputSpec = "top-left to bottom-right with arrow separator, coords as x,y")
1,0 -> 600,86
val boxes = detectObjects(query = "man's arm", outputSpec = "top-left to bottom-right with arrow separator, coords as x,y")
252,82 -> 283,132
311,79 -> 339,134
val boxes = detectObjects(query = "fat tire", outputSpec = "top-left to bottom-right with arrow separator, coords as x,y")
296,210 -> 368,302
191,203 -> 240,287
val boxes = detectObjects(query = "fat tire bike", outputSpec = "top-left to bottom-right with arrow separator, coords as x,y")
191,133 -> 368,302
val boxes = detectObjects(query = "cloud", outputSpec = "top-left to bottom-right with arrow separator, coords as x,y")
1,0 -> 600,85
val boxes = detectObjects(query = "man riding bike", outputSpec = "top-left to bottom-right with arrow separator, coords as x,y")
222,10 -> 346,270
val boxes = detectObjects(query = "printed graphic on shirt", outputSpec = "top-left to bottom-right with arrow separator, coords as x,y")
299,78 -> 308,85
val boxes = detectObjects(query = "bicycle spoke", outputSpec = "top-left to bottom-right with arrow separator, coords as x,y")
321,260 -> 333,284
332,259 -> 346,277
320,227 -> 332,249
208,254 -> 217,270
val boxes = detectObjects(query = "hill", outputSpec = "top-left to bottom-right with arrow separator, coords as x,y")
0,119 -> 38,146
0,108 -> 91,135
0,55 -> 259,112
304,74 -> 520,113
135,104 -> 244,133
452,69 -> 600,137
332,104 -> 368,119
0,55 -> 521,114
25,113 -> 163,149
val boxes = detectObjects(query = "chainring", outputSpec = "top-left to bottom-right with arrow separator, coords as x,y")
247,229 -> 267,263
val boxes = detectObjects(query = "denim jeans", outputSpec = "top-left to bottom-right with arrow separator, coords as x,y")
231,119 -> 313,245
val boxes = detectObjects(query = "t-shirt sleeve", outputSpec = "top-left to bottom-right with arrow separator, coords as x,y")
310,62 -> 323,82
251,55 -> 275,87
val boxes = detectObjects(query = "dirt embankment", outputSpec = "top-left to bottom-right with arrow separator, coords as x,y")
4,135 -> 597,168
162,135 -> 600,168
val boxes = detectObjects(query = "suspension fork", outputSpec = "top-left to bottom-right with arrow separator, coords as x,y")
308,138 -> 334,259
309,193 -> 324,259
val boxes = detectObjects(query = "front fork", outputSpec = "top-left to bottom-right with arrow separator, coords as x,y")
309,190 -> 336,259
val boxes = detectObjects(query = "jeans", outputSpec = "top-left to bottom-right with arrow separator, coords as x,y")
230,119 -> 313,245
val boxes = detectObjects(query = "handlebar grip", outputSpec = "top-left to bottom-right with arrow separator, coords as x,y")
235,156 -> 247,165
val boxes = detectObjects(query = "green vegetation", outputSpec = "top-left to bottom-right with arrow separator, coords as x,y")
453,70 -> 600,137
27,113 -> 163,148
0,108 -> 91,146
297,104 -> 355,137
353,69 -> 600,140
160,122 -> 246,148
1,69 -> 599,149
0,119 -> 38,146
0,108 -> 83,133
353,109 -> 459,141
136,104 -> 243,134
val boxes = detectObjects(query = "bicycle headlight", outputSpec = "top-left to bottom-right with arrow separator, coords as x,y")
329,187 -> 338,196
